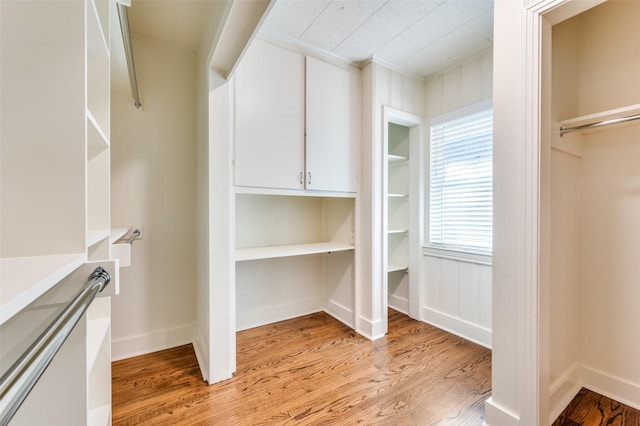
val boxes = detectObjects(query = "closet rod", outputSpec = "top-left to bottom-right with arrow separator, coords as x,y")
560,113 -> 640,136
117,3 -> 142,110
0,267 -> 111,426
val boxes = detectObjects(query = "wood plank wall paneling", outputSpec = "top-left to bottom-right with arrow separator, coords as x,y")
421,49 -> 493,348
112,310 -> 492,425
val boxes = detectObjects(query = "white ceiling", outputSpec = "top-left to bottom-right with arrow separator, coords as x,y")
121,0 -> 493,81
261,0 -> 494,77
127,0 -> 212,52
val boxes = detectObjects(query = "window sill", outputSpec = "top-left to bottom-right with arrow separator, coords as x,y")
422,246 -> 492,266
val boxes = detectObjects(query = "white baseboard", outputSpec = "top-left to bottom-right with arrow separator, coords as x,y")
581,364 -> 640,411
111,324 -> 194,361
355,315 -> 386,340
388,295 -> 409,315
191,327 -> 208,382
421,307 -> 492,349
324,299 -> 354,328
548,363 -> 581,425
484,397 -> 519,426
236,298 -> 323,331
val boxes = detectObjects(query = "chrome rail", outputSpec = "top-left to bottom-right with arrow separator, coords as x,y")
0,267 -> 111,426
117,3 -> 142,110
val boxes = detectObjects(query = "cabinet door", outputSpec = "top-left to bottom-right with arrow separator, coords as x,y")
305,57 -> 359,193
235,39 -> 305,190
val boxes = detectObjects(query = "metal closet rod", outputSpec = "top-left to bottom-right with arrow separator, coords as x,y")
0,267 -> 111,426
117,2 -> 142,110
560,113 -> 640,136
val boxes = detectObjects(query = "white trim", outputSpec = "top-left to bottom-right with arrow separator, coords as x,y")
356,315 -> 386,341
421,307 -> 492,349
192,327 -> 209,382
111,324 -> 194,361
388,294 -> 409,315
429,99 -> 493,127
581,364 -> 640,412
422,246 -> 492,266
548,363 -> 581,425
484,397 -> 520,426
324,300 -> 354,328
236,298 -> 324,331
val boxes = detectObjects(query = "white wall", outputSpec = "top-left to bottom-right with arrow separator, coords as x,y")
110,34 -> 197,360
422,50 -> 493,348
360,62 -> 424,339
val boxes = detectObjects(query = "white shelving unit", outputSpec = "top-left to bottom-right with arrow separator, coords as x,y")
235,193 -> 356,331
0,0 -> 116,424
384,118 -> 416,317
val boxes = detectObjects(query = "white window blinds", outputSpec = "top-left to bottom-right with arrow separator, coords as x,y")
429,106 -> 493,254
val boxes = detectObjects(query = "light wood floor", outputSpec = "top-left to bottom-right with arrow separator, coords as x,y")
112,310 -> 492,425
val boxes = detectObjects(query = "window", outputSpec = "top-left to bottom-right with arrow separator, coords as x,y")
428,101 -> 493,255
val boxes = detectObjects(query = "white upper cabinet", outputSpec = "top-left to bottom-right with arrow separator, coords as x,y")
305,56 -> 359,193
234,39 -> 305,190
234,39 -> 359,194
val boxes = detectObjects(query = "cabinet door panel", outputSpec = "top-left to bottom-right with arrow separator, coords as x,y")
305,57 -> 359,193
235,39 -> 305,190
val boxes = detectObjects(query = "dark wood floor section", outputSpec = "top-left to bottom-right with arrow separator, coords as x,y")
112,310 -> 491,425
553,388 -> 640,426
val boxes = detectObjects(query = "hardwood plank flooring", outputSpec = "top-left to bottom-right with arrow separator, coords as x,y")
112,310 -> 491,425
553,388 -> 640,426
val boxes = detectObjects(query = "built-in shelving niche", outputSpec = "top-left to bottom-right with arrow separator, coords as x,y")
235,194 -> 355,331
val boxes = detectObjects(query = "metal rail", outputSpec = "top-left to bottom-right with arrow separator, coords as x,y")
117,3 -> 142,109
0,267 -> 111,426
560,113 -> 640,136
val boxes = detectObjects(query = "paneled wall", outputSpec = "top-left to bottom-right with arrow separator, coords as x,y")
422,49 -> 493,348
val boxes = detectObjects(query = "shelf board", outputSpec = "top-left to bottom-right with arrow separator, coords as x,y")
87,111 -> 109,155
388,154 -> 408,163
388,193 -> 408,198
110,227 -> 130,244
388,264 -> 408,273
234,186 -> 356,198
559,104 -> 640,134
87,318 -> 110,374
0,253 -> 86,325
236,242 -> 354,262
87,229 -> 110,247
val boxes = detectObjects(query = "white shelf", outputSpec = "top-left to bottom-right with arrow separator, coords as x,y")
234,186 -> 356,198
0,253 -> 86,325
110,227 -> 130,243
559,103 -> 640,133
87,229 -> 110,247
388,264 -> 408,273
236,242 -> 354,262
88,404 -> 110,426
87,111 -> 109,154
388,154 -> 408,163
87,318 -> 110,373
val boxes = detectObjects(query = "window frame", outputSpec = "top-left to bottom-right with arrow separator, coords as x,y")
424,99 -> 493,264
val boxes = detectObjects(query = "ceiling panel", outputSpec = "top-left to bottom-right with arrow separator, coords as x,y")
261,0 -> 494,78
